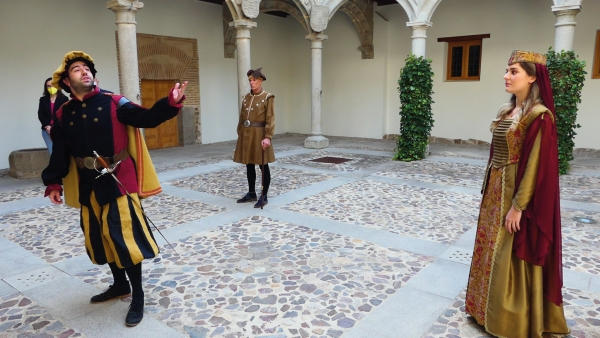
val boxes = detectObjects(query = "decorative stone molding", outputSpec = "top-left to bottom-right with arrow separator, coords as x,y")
339,0 -> 374,59
242,0 -> 261,18
310,5 -> 330,32
106,0 -> 144,20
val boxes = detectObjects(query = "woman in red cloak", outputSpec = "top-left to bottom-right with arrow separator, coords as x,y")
464,50 -> 569,337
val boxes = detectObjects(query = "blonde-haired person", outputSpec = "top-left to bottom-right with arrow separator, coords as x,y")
465,50 -> 569,337
38,77 -> 68,154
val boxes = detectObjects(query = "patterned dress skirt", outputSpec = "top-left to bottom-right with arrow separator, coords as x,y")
465,165 -> 569,338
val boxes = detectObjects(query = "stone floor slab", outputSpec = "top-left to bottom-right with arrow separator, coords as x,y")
63,300 -> 187,338
4,266 -> 68,292
404,259 -> 470,299
0,246 -> 48,280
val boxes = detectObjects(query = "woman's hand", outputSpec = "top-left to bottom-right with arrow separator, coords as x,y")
505,206 -> 522,234
172,81 -> 188,102
261,138 -> 271,150
45,125 -> 51,134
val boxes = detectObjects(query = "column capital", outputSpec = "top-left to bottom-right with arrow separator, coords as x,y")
106,0 -> 144,13
230,20 -> 257,30
305,33 -> 328,43
406,21 -> 432,29
551,5 -> 581,14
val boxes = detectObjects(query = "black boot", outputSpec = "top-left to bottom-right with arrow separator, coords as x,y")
254,195 -> 268,208
90,283 -> 131,303
237,192 -> 257,203
125,299 -> 144,327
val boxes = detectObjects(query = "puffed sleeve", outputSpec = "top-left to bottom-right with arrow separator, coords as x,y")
116,89 -> 184,128
264,96 -> 275,139
42,108 -> 71,188
512,128 -> 542,211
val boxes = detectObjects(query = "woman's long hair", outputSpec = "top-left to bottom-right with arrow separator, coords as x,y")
43,77 -> 65,98
491,62 -> 542,130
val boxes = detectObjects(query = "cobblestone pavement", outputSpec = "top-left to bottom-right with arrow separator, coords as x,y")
0,135 -> 599,338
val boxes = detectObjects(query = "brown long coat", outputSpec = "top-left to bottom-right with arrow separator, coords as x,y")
233,91 -> 275,164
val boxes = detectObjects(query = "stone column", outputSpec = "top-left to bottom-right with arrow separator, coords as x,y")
107,0 -> 144,104
552,5 -> 581,52
230,20 -> 257,108
407,22 -> 432,57
304,33 -> 329,149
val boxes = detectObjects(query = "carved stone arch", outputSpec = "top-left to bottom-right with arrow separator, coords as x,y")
223,0 -> 311,58
338,0 -> 374,59
260,0 -> 311,33
223,4 -> 237,58
138,43 -> 193,80
397,0 -> 442,23
224,0 -> 243,21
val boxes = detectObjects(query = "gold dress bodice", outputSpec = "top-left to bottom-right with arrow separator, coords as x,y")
491,118 -> 527,168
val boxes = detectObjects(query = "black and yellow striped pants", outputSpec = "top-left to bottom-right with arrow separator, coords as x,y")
80,192 -> 159,269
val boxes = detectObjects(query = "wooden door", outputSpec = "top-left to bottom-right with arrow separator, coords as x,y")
141,80 -> 179,149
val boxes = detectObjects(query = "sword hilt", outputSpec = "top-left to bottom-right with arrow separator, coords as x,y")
92,151 -> 110,169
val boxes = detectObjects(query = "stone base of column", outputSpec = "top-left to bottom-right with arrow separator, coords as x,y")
304,135 -> 329,149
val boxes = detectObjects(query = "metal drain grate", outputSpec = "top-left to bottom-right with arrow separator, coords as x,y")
309,156 -> 352,164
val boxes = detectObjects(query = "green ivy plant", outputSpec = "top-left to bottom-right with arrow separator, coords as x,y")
545,48 -> 586,175
394,54 -> 434,161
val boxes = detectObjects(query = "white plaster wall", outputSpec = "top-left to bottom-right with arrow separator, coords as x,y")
136,0 -> 238,145
251,14 -> 295,139
285,23 -> 313,135
283,9 -> 391,139
0,0 -> 120,169
380,0 -> 599,148
570,1 -> 600,149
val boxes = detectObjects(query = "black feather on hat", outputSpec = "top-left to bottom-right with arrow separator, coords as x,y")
247,67 -> 266,81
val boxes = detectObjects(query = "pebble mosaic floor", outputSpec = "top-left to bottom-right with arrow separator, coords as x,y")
75,216 -> 433,338
0,186 -> 45,203
373,161 -> 486,188
282,179 -> 480,245
167,166 -> 334,199
277,151 -> 391,172
1,140 -> 600,338
0,293 -> 83,337
0,194 -> 226,264
422,288 -> 600,338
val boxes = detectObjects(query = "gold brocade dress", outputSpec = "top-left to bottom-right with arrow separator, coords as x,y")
465,106 -> 569,338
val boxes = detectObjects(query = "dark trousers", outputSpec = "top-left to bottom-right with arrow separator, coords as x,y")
247,163 -> 270,196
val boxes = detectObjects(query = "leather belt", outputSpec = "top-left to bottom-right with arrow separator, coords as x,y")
75,149 -> 129,170
248,122 -> 266,127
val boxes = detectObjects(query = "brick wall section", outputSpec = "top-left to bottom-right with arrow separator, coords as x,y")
115,32 -> 201,143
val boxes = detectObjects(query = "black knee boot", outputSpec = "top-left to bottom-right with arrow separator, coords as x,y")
124,263 -> 144,327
